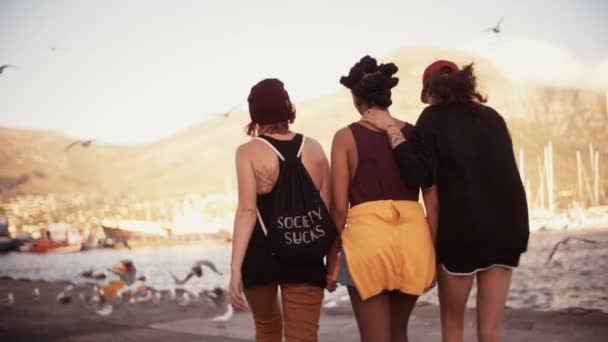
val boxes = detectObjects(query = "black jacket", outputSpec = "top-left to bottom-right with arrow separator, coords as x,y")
393,103 -> 529,261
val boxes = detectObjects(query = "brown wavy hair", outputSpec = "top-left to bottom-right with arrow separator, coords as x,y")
245,121 -> 291,137
426,63 -> 487,105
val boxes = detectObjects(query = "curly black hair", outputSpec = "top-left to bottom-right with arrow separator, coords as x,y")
427,63 -> 487,105
340,55 -> 399,108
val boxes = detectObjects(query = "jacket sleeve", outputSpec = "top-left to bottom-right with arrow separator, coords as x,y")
392,108 -> 437,188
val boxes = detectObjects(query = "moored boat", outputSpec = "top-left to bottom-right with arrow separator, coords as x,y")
30,224 -> 83,254
100,219 -> 169,247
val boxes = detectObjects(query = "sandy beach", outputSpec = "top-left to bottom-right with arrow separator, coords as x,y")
1,227 -> 607,341
1,278 -> 607,342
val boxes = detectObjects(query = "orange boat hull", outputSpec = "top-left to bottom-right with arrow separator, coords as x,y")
30,239 -> 81,254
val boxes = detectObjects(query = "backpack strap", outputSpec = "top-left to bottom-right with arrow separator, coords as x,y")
297,135 -> 306,159
256,210 -> 268,236
254,134 -> 306,161
253,137 -> 285,161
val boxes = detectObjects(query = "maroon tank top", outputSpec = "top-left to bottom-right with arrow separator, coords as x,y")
348,122 -> 419,207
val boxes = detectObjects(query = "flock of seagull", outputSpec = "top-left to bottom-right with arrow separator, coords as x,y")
2,236 -> 600,311
1,259 -> 234,323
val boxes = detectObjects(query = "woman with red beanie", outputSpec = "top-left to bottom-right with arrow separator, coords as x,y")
230,78 -> 335,342
363,61 -> 529,342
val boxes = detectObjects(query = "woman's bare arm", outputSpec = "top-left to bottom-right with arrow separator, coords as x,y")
330,128 -> 351,234
231,145 -> 258,274
386,124 -> 407,148
365,108 -> 437,188
311,139 -> 331,210
230,144 -> 259,310
362,108 -> 406,148
326,128 -> 352,289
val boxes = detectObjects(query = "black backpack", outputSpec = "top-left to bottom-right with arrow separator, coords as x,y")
255,134 -> 337,265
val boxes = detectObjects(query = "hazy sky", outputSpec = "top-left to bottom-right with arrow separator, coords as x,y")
1,0 -> 607,143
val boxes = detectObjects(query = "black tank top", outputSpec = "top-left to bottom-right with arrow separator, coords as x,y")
241,134 -> 326,288
349,122 -> 419,206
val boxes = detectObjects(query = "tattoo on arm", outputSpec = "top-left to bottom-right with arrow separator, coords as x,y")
387,125 -> 406,148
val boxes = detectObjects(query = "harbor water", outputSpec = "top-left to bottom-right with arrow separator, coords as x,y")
1,228 -> 607,313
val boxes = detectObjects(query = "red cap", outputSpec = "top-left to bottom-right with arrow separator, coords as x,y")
421,60 -> 459,103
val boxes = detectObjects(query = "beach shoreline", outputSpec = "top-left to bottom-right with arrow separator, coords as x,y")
3,228 -> 608,314
1,278 -> 607,341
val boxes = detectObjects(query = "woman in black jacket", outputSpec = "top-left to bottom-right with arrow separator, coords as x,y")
363,60 -> 529,342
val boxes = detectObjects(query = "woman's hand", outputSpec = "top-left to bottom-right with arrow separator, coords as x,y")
326,274 -> 338,292
230,271 -> 246,311
325,256 -> 339,293
325,239 -> 341,292
362,108 -> 394,132
325,237 -> 342,292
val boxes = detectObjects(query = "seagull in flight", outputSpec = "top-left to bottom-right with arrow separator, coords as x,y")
484,17 -> 503,34
194,259 -> 223,275
49,45 -> 67,52
169,260 -> 223,285
108,259 -> 137,285
221,104 -> 241,118
64,139 -> 93,151
0,64 -> 18,75
545,237 -> 599,263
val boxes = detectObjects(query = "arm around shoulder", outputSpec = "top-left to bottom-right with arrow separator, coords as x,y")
392,108 -> 438,187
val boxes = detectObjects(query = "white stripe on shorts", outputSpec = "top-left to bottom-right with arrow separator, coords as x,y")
440,264 -> 515,276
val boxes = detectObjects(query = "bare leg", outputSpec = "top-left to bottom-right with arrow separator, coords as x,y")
388,290 -> 418,342
438,266 -> 475,342
476,267 -> 512,342
348,286 -> 391,342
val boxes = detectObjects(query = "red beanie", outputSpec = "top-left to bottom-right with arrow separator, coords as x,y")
421,60 -> 459,103
248,79 -> 293,125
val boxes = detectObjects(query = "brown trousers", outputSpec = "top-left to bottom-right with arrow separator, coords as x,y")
243,283 -> 324,342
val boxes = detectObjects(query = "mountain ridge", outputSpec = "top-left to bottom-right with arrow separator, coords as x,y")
1,46 -> 606,197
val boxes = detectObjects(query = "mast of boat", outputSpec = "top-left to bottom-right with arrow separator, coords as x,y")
600,151 -> 605,202
589,143 -> 595,201
581,152 -> 595,206
594,150 -> 600,206
544,142 -> 555,212
536,156 -> 546,210
577,150 -> 584,204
